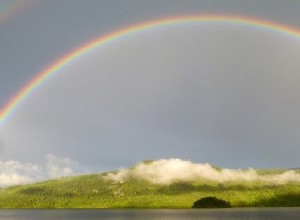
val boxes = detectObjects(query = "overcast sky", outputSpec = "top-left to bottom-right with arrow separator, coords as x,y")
1,0 -> 300,186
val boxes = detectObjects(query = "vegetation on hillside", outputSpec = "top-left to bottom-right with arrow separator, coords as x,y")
0,163 -> 300,208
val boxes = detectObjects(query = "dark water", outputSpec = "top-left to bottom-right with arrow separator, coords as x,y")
1,208 -> 300,220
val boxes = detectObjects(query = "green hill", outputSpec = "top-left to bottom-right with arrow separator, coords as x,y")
1,161 -> 300,208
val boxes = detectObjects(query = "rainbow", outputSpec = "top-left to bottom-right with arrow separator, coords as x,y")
1,14 -> 300,126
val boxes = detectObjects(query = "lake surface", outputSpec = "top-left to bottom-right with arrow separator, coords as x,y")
1,208 -> 300,220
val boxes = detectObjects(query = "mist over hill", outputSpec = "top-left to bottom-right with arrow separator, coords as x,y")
0,158 -> 300,208
105,159 -> 300,185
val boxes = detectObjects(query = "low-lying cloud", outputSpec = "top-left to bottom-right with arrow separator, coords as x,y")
2,157 -> 300,187
0,160 -> 39,186
0,154 -> 78,187
104,158 -> 300,185
46,154 -> 76,178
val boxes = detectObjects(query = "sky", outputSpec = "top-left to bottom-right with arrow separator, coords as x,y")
1,0 -> 300,186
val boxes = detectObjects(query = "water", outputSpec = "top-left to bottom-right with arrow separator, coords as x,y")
1,208 -> 300,220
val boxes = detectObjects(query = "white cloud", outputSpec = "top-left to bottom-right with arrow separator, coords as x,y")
0,160 -> 39,187
104,158 -> 300,185
2,157 -> 300,188
46,154 -> 77,178
0,154 -> 79,187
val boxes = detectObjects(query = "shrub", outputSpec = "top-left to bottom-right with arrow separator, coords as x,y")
192,196 -> 231,208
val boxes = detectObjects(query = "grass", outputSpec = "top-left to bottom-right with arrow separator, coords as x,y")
0,169 -> 300,208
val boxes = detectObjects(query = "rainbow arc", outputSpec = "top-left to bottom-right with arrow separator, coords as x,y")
1,15 -> 300,126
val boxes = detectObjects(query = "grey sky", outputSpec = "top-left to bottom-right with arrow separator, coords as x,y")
1,0 -> 300,184
2,0 -> 300,107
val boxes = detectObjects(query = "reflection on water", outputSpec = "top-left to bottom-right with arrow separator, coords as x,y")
1,208 -> 300,220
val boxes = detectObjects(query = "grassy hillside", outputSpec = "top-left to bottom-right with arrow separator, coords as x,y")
0,165 -> 300,208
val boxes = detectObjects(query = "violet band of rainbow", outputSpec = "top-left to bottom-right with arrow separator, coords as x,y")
1,15 -> 300,126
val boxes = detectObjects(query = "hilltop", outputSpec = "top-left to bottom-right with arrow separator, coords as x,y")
0,159 -> 300,208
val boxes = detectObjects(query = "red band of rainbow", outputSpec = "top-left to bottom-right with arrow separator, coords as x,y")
1,15 -> 300,126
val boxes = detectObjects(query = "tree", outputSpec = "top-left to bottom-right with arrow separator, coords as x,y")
192,196 -> 231,208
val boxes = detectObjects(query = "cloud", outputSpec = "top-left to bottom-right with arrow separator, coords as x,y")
104,158 -> 300,185
2,157 -> 300,188
46,154 -> 77,178
0,154 -> 79,187
0,160 -> 39,187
